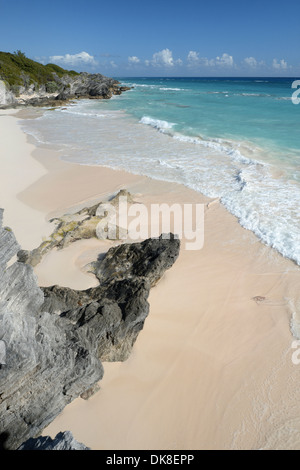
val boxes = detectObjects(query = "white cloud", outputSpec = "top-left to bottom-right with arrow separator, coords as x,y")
152,48 -> 174,67
49,51 -> 98,67
187,51 -> 199,62
244,57 -> 257,68
145,59 -> 150,66
110,60 -> 117,68
214,53 -> 234,67
272,58 -> 288,70
187,51 -> 234,68
150,49 -> 182,67
198,57 -> 212,67
128,56 -> 140,64
187,51 -> 200,66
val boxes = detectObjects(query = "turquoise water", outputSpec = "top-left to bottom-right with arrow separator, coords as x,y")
115,78 -> 300,159
21,77 -> 300,264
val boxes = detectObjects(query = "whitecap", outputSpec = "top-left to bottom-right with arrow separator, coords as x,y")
139,116 -> 175,131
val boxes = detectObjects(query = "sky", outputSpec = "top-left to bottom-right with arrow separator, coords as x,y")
0,0 -> 299,77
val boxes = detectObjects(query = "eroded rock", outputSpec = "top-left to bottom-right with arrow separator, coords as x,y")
0,207 -> 180,449
17,190 -> 133,267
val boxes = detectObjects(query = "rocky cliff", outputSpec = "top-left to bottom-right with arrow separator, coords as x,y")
0,51 -> 130,107
0,208 -> 180,450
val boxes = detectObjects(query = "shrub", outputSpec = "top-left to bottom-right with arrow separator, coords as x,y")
45,81 -> 59,93
0,51 -> 79,89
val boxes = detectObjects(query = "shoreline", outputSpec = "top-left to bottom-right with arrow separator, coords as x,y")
1,107 -> 300,449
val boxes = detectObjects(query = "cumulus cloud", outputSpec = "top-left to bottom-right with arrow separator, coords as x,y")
49,51 -> 97,67
187,51 -> 234,68
150,48 -> 182,67
243,57 -> 266,69
214,53 -> 234,67
152,48 -> 174,67
244,57 -> 257,68
128,56 -> 140,64
187,51 -> 200,65
272,58 -> 288,70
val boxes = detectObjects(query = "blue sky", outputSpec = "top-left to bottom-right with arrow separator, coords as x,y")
1,0 -> 299,77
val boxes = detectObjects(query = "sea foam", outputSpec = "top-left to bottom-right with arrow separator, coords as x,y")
140,116 -> 175,131
20,78 -> 300,269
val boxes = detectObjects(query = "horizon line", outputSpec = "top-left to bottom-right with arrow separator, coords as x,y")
111,75 -> 299,79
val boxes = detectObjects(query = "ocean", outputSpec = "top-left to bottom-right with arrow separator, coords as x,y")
21,77 -> 300,265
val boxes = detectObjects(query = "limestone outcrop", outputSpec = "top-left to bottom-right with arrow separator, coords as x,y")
0,208 -> 180,450
17,189 -> 133,267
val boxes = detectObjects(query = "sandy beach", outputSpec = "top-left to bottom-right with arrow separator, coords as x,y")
1,108 -> 300,450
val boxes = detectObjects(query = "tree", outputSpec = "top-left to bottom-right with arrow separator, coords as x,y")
13,50 -> 26,59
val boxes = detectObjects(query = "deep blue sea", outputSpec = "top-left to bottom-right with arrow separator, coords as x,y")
21,77 -> 300,264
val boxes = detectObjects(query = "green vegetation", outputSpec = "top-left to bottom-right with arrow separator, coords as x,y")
0,51 -> 79,90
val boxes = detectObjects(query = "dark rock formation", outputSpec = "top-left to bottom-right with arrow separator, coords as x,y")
18,431 -> 90,450
93,233 -> 181,288
41,234 -> 180,362
54,72 -> 129,102
0,208 -> 180,450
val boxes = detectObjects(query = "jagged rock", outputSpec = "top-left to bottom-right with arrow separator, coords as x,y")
0,208 -> 180,450
0,209 -> 103,450
55,90 -> 69,101
18,431 -> 90,450
61,72 -> 122,100
41,234 -> 180,362
0,80 -> 14,106
108,188 -> 135,206
94,233 -> 181,288
17,190 -> 134,267
0,72 -> 130,108
115,86 -> 132,95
